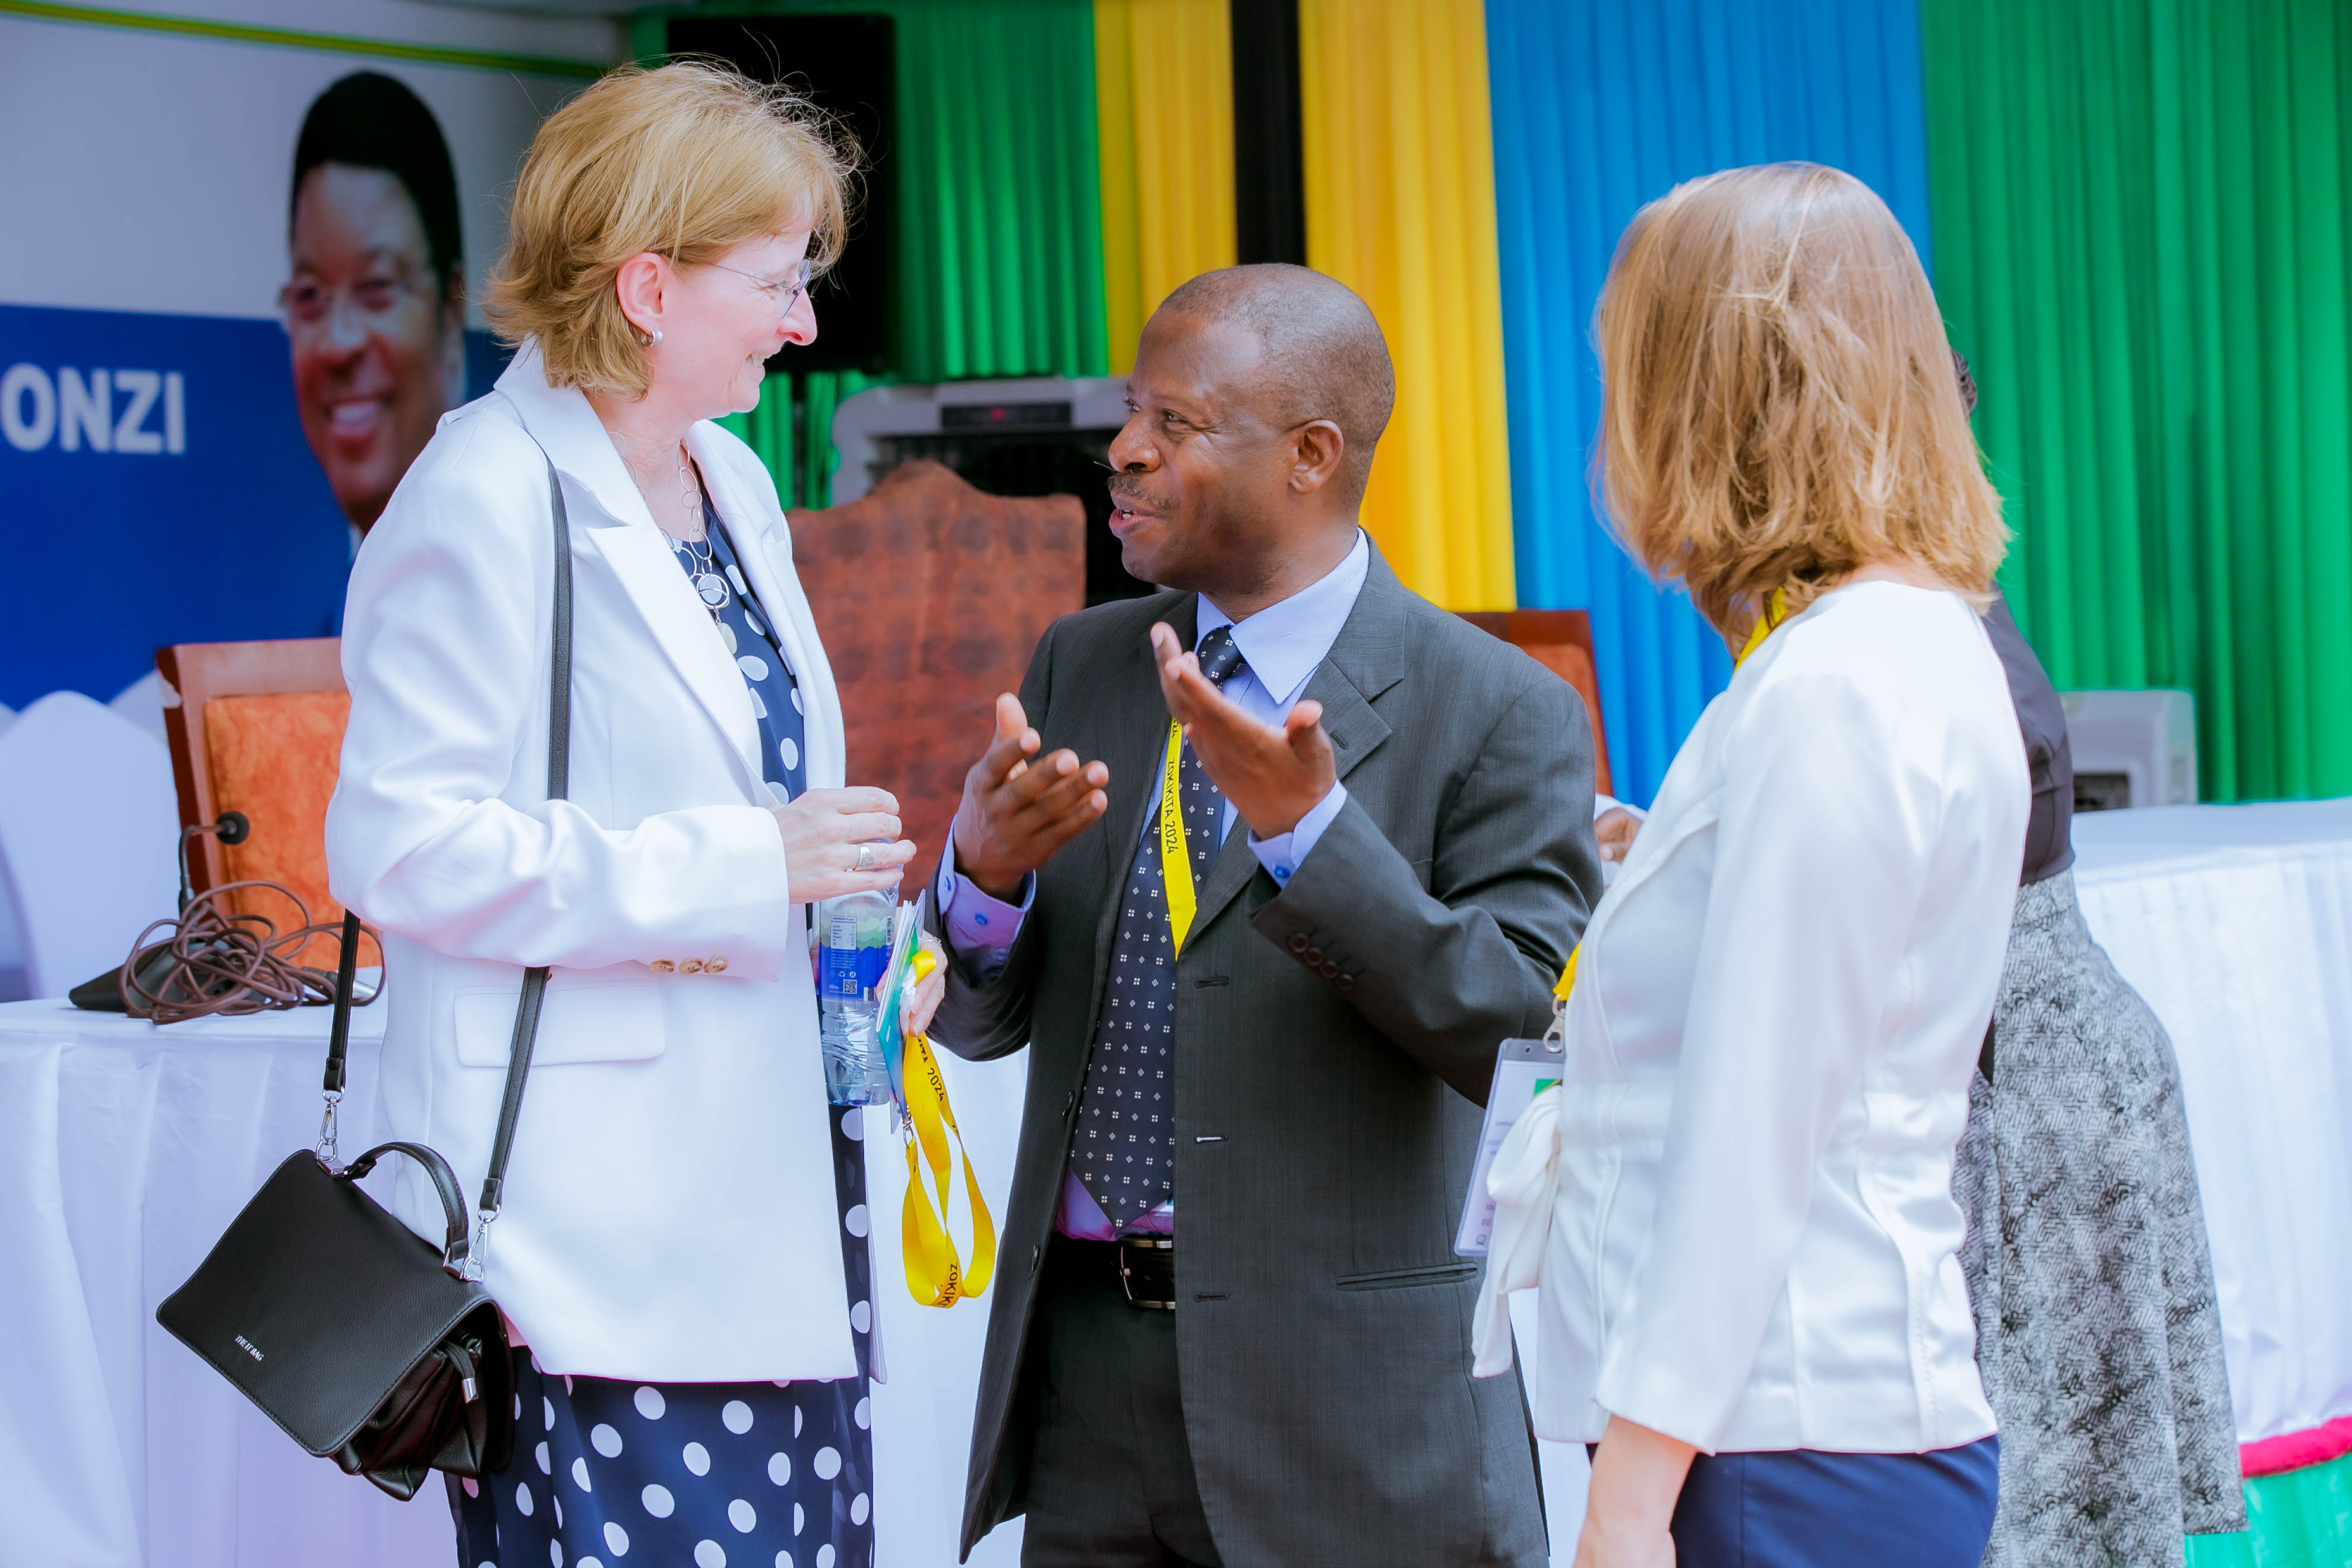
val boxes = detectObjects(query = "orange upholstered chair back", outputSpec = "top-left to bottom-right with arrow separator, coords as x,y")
788,460 -> 1086,887
1457,609 -> 1611,798
203,691 -> 349,931
157,638 -> 360,963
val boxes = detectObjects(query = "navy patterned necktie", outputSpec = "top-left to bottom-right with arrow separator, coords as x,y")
1071,624 -> 1248,1231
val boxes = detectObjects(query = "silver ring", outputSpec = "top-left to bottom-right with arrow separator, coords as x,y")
854,843 -> 877,873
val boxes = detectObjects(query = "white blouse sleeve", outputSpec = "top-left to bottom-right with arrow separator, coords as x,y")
325,425 -> 798,979
1592,666 -> 1939,1450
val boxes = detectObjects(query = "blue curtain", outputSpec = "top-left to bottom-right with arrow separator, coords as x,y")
1485,0 -> 1937,802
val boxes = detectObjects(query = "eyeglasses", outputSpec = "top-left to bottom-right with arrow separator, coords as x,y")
278,268 -> 438,338
707,257 -> 813,318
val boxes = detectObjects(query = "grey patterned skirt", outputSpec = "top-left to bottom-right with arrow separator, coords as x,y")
1955,871 -> 2247,1567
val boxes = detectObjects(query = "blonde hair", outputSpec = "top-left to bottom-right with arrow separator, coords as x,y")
1593,162 -> 2005,635
486,61 -> 856,398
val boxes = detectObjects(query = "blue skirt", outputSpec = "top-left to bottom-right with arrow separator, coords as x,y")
448,1107 -> 877,1568
1671,1437 -> 2001,1568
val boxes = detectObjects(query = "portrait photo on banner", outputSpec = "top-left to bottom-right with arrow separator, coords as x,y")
0,23 -> 574,712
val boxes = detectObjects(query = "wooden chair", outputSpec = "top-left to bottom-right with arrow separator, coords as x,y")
1457,609 -> 1613,798
789,460 -> 1086,888
156,637 -> 356,962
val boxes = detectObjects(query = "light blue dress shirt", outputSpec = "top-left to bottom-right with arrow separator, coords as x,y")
935,531 -> 1371,1237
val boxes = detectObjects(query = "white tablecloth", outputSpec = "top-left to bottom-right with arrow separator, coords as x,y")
2070,801 -> 2352,1450
0,997 -> 1029,1568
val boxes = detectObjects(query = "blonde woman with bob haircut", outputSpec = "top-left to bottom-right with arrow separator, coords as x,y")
327,62 -> 939,1568
1471,162 -> 2026,1568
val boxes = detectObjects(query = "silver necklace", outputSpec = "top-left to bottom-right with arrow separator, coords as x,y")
672,449 -> 728,618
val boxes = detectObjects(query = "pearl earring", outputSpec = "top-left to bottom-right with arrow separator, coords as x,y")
649,328 -> 663,347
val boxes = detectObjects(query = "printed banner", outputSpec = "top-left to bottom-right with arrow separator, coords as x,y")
0,8 -> 598,709
1,302 -> 352,706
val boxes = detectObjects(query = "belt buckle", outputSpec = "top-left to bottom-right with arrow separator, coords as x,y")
1117,1235 -> 1175,1311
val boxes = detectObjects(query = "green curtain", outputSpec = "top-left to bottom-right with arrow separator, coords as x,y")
2187,1450 -> 2352,1568
724,379 -> 796,505
649,0 -> 1109,508
1921,0 -> 2352,802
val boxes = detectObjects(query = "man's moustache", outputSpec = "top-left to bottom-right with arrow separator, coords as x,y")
1107,479 -> 1175,511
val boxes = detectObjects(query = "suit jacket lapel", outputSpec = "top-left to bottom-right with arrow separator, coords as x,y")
581,522 -> 768,795
490,349 -> 768,798
691,425 -> 847,791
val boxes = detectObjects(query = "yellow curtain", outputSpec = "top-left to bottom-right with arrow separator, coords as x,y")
1298,0 -> 1515,609
1093,0 -> 1237,374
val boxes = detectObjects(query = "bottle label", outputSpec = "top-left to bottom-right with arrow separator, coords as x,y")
822,915 -> 864,999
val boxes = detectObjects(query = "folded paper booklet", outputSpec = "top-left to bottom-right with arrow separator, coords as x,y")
870,896 -> 924,1113
1454,1036 -> 1566,1258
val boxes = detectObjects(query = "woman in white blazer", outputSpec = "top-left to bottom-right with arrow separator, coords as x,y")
325,64 -> 935,1568
1472,163 -> 2028,1568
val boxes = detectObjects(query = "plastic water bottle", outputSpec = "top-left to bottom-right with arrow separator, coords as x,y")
818,886 -> 895,1105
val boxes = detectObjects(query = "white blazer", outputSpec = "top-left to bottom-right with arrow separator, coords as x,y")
1478,582 -> 2027,1455
327,343 -> 856,1382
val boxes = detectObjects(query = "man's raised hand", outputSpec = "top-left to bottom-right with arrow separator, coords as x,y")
1150,622 -> 1336,839
950,694 -> 1110,900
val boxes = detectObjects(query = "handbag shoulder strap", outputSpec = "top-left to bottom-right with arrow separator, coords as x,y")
320,911 -> 363,1149
321,450 -> 570,1278
477,456 -> 572,1228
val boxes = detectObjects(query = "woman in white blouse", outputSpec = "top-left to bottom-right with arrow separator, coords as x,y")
1474,162 -> 2027,1568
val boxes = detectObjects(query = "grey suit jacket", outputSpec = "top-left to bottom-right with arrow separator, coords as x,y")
932,551 -> 1603,1566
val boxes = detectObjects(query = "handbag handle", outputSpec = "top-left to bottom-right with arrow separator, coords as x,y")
339,1140 -> 472,1270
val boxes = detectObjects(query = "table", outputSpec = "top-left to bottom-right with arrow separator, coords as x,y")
2071,801 -> 2352,1468
0,996 -> 1030,1568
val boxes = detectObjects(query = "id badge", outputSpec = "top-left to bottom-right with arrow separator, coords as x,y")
1453,1035 -> 1566,1257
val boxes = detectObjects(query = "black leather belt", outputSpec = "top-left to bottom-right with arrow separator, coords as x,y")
1051,1235 -> 1177,1310
1116,1235 -> 1175,1311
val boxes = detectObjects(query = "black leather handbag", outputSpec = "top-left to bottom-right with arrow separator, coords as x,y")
156,457 -> 574,1500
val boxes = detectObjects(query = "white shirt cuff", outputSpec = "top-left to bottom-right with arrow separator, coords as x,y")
1248,782 -> 1348,888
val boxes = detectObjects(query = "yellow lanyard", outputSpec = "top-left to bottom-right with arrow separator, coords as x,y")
898,947 -> 997,1307
1735,589 -> 1790,669
1157,718 -> 1201,957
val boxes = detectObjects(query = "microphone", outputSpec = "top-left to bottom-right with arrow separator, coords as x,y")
177,810 -> 252,912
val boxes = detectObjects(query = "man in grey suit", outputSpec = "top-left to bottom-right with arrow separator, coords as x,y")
928,265 -> 1602,1566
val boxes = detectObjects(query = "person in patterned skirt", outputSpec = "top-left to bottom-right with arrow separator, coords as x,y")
327,63 -> 943,1568
1948,355 -> 2246,1568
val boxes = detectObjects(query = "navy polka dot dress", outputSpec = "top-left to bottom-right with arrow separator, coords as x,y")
445,491 -> 875,1568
